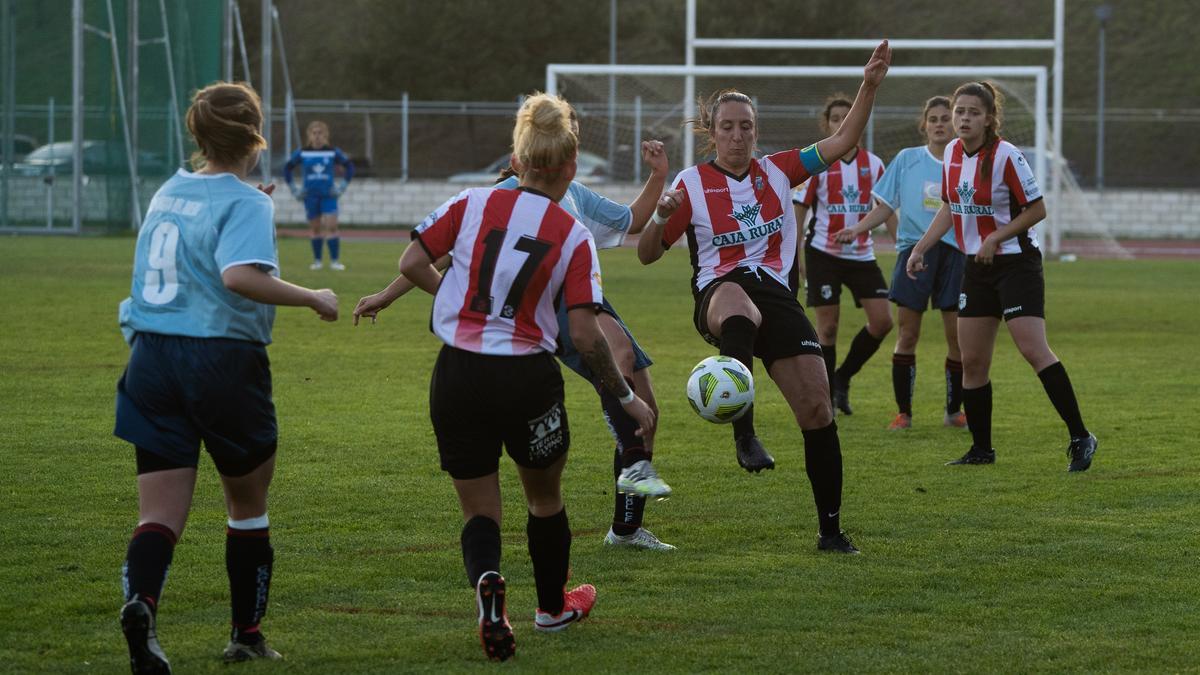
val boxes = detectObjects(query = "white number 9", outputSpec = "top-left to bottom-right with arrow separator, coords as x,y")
142,221 -> 180,304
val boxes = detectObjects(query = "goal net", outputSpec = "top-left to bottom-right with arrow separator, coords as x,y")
549,64 -> 1129,258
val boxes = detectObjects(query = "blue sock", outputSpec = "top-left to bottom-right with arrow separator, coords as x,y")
327,237 -> 340,262
310,237 -> 324,261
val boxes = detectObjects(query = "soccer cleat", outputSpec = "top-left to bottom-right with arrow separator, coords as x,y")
887,413 -> 912,430
476,571 -> 514,661
616,460 -> 672,499
946,446 -> 996,465
943,411 -> 969,428
329,261 -> 346,271
120,598 -> 171,675
309,261 -> 323,270
817,530 -> 860,554
534,584 -> 596,632
832,375 -> 853,415
735,435 -> 775,473
221,636 -> 282,663
1067,433 -> 1098,473
603,527 -> 676,551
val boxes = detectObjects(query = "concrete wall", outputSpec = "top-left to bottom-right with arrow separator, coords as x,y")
2,175 -> 1197,239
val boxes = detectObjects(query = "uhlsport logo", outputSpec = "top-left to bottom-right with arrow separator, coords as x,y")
841,184 -> 861,202
712,203 -> 784,248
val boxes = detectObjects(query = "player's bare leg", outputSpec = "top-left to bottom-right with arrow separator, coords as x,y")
813,304 -> 842,413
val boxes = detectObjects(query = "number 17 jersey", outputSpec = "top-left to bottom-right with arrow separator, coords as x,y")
413,187 -> 604,356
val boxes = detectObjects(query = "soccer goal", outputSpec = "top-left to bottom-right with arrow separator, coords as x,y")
548,63 -> 1129,259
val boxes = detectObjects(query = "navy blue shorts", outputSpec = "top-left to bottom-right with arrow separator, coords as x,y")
430,346 -> 569,480
555,296 -> 652,381
890,242 -> 967,312
114,333 -> 277,477
304,194 -> 338,220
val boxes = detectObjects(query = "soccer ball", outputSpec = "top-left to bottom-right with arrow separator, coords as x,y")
686,356 -> 754,424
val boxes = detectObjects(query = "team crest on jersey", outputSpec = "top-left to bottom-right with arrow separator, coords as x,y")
841,185 -> 861,202
859,166 -> 870,177
528,403 -> 565,460
955,180 -> 975,203
311,163 -> 326,174
754,175 -> 764,191
592,271 -> 603,288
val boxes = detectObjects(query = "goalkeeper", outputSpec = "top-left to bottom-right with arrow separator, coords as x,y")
283,120 -> 355,270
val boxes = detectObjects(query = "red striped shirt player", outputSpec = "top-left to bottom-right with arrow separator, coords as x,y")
906,81 -> 1096,471
640,40 -> 892,554
793,95 -> 894,417
398,93 -> 655,660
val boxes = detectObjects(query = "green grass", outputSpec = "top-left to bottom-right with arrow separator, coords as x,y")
1,235 -> 1198,673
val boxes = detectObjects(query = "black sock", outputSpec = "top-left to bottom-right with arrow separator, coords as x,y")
527,509 -> 571,615
597,376 -> 651,468
962,382 -> 993,450
945,358 -> 964,414
122,523 -> 177,613
611,446 -> 647,536
226,525 -> 273,641
1037,361 -> 1089,439
460,515 -> 502,588
821,343 -> 837,401
892,353 -> 916,416
836,326 -> 884,383
801,423 -> 843,537
719,316 -> 757,439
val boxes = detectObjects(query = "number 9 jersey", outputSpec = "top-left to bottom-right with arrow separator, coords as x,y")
413,187 -> 603,356
119,170 -> 280,345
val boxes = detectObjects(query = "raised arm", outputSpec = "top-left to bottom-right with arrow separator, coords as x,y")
814,41 -> 891,164
638,187 -> 685,265
626,140 -> 669,235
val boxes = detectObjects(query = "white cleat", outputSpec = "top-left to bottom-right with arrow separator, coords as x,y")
616,460 -> 672,499
309,261 -> 323,270
603,527 -> 676,551
329,261 -> 346,271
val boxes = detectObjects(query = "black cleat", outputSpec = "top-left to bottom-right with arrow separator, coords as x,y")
735,435 -> 775,473
1067,433 -> 1097,472
832,375 -> 853,416
476,571 -> 515,661
120,598 -> 171,675
818,531 -> 860,554
946,446 -> 996,465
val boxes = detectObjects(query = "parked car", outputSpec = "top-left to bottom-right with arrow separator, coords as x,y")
13,140 -> 168,177
2,134 -> 38,163
447,150 -> 609,184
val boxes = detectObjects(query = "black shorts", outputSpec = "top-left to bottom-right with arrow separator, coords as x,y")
430,345 -> 569,480
694,267 -> 824,369
114,333 -> 277,478
959,250 -> 1045,320
804,246 -> 890,308
890,242 -> 967,312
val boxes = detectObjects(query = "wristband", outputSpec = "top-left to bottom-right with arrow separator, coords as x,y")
651,211 -> 669,226
617,388 -> 636,405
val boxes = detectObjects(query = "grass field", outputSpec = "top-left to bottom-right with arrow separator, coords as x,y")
1,235 -> 1198,673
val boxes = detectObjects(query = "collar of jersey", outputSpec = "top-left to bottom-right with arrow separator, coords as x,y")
707,159 -> 751,182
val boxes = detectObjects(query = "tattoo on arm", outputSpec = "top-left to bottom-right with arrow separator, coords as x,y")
580,337 -> 631,400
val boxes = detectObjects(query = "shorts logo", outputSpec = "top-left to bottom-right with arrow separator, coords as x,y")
800,340 -> 821,350
821,284 -> 833,300
958,292 -> 967,311
528,403 -> 565,460
1003,305 -> 1023,315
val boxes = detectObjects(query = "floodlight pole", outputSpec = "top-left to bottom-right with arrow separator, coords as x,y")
683,0 -> 695,168
607,0 -> 616,177
71,0 -> 83,233
1095,4 -> 1111,191
128,0 -> 139,224
1050,0 -> 1064,255
1,0 -> 13,231
223,0 -> 234,81
260,0 -> 272,183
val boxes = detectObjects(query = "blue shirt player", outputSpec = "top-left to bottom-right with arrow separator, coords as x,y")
353,109 -> 676,551
283,120 -> 355,270
834,95 -> 968,430
114,82 -> 338,673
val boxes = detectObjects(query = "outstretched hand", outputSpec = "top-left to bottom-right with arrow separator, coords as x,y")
641,140 -> 668,176
863,40 -> 891,88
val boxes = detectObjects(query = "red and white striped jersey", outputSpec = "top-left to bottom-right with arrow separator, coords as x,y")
795,148 -> 885,262
942,137 -> 1043,255
661,149 -> 816,295
413,187 -> 603,356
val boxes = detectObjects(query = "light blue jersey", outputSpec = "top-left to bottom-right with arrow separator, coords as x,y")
872,145 -> 959,251
495,175 -> 632,250
119,170 -> 279,345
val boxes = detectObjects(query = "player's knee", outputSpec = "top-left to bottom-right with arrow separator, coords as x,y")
817,324 -> 838,345
870,315 -> 894,337
792,392 -> 832,428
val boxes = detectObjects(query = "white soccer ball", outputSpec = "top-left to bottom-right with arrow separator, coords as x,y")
686,356 -> 755,424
